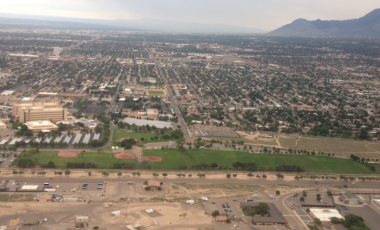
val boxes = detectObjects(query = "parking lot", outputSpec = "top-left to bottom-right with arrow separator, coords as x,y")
0,151 -> 21,168
336,204 -> 380,230
196,129 -> 239,138
203,198 -> 246,221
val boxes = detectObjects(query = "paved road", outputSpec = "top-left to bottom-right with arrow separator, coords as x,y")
148,51 -> 192,144
2,176 -> 380,189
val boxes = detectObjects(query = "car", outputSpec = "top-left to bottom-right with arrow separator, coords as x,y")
49,178 -> 53,179
315,181 -> 318,183
224,209 -> 228,212
352,182 -> 355,184
229,210 -> 232,212
211,202 -> 215,204
226,205 -> 230,208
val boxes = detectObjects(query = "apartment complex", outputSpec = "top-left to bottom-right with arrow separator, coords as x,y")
12,101 -> 67,122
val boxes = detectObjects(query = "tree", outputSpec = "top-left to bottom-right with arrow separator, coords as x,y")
64,170 -> 71,175
262,174 -> 267,179
117,172 -> 122,176
314,218 -> 322,226
162,173 -> 168,177
88,171 -> 92,176
255,203 -> 270,216
300,197 -> 305,202
226,173 -> 231,179
93,226 -> 99,230
233,174 -> 237,178
247,172 -> 253,177
211,210 -> 220,217
47,161 -> 55,168
188,174 -> 192,177
276,190 -> 280,195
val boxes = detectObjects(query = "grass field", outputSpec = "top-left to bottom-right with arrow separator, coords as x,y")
17,151 -> 135,169
111,129 -> 170,146
143,149 -> 373,174
148,90 -> 164,95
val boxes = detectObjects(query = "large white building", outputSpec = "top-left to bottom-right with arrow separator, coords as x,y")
309,209 -> 344,222
53,47 -> 62,56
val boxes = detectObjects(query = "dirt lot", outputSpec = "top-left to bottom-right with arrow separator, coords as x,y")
57,151 -> 78,158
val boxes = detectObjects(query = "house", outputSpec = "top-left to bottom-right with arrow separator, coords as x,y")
147,180 -> 161,190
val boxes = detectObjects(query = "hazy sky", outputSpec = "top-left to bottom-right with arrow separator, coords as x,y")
1,0 -> 380,30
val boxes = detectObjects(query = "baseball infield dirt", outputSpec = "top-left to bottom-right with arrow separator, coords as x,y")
113,153 -> 135,159
57,152 -> 79,158
143,156 -> 163,162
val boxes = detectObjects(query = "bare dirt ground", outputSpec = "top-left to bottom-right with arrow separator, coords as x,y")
119,137 -> 139,142
57,151 -> 78,158
134,146 -> 144,163
143,156 -> 163,162
113,152 -> 135,159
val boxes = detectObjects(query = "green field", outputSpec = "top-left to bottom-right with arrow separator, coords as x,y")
111,129 -> 170,146
16,151 -> 135,169
144,149 -> 373,174
148,90 -> 164,95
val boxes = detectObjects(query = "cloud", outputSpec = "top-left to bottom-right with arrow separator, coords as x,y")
1,0 -> 380,30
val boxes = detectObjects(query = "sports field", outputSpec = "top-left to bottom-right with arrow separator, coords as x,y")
143,149 -> 373,174
16,151 -> 135,169
148,90 -> 165,95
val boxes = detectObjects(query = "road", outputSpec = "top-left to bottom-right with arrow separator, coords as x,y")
3,176 -> 380,189
147,47 -> 192,143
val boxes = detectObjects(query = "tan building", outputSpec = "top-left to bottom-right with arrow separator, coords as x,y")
0,120 -> 7,130
13,101 -> 67,122
126,109 -> 159,120
25,120 -> 58,132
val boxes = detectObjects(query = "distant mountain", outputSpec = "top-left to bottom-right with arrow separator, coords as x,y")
0,12 -> 266,34
270,9 -> 380,36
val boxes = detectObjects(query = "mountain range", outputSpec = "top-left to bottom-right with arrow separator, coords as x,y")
270,8 -> 380,36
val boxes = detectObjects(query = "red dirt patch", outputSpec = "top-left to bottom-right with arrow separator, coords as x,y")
57,152 -> 78,158
143,156 -> 163,162
114,152 -> 135,159
119,137 -> 139,142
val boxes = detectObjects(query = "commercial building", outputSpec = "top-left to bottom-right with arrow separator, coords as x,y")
57,119 -> 97,130
244,203 -> 287,226
0,90 -> 14,96
20,185 -> 39,191
125,109 -> 159,120
309,209 -> 344,222
53,47 -> 62,56
13,101 -> 67,122
340,192 -> 361,205
25,120 -> 59,132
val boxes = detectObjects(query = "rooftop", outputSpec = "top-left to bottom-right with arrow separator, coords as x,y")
252,203 -> 287,224
310,209 -> 344,222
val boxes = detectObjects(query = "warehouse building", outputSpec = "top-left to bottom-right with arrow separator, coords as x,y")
340,192 -> 361,205
309,209 -> 344,222
20,185 -> 39,191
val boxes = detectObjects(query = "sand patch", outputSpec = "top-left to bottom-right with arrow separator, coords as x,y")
57,151 -> 78,158
143,156 -> 163,162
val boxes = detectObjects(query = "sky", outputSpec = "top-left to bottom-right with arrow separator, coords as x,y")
1,0 -> 380,30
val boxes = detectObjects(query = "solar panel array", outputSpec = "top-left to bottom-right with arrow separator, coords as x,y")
93,133 -> 101,141
63,135 -> 72,144
44,137 -> 52,143
72,133 -> 82,145
54,135 -> 64,143
82,133 -> 91,144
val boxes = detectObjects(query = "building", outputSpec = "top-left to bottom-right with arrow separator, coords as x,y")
147,180 -> 161,190
340,192 -> 361,205
123,117 -> 173,129
0,120 -> 7,130
53,47 -> 62,56
309,209 -> 344,222
20,185 -> 39,191
12,101 -> 59,116
58,119 -> 97,130
76,216 -> 89,223
1,90 -> 14,96
126,109 -> 159,120
215,216 -> 228,222
13,101 -> 67,122
25,120 -> 59,132
246,203 -> 288,226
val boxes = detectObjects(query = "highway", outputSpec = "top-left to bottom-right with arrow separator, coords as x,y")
3,176 -> 380,189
